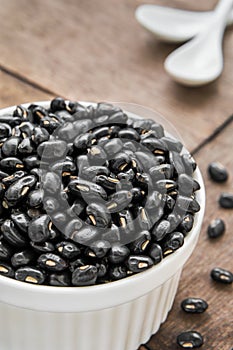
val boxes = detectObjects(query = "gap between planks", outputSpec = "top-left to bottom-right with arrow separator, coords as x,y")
1,62 -> 233,158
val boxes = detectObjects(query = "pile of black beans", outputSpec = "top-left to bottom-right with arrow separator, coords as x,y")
0,98 -> 200,286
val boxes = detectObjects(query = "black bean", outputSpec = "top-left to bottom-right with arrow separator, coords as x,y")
0,157 -> 24,173
135,150 -> 159,170
170,151 -> 185,175
156,179 -> 177,193
29,105 -> 48,123
0,123 -> 11,139
133,119 -> 154,134
23,155 -> 40,170
18,138 -> 34,155
30,241 -> 55,253
86,203 -> 111,228
43,197 -> 60,214
135,206 -> 153,231
109,265 -> 127,281
11,211 -> 30,233
130,187 -> 144,204
208,162 -> 228,183
175,195 -> 193,214
88,145 -> 107,165
0,262 -> 15,278
0,240 -> 13,260
181,298 -> 208,314
2,171 -> 26,187
68,178 -> 107,201
179,214 -> 194,234
219,193 -> 233,209
102,224 -> 120,243
0,114 -> 21,127
56,241 -> 81,259
15,266 -> 45,284
182,153 -> 197,175
41,171 -> 61,194
210,267 -> 233,284
207,218 -> 225,238
128,230 -> 151,254
76,155 -> 90,174
163,232 -> 184,256
27,189 -> 44,208
108,243 -> 130,264
72,264 -> 98,286
149,164 -> 174,182
2,136 -> 20,157
148,243 -> 163,264
95,102 -> 122,117
0,170 -> 9,180
92,126 -> 111,139
96,259 -> 108,278
74,133 -> 94,151
109,152 -> 131,173
28,215 -> 52,243
40,115 -> 62,133
178,174 -> 194,196
135,172 -> 152,190
4,175 -> 36,207
1,219 -> 27,247
86,240 -> 111,258
103,138 -> 123,156
80,166 -> 110,181
145,191 -> 163,213
38,253 -> 68,271
37,140 -> 67,160
140,137 -> 167,154
32,127 -> 50,145
127,255 -> 153,273
177,331 -> 203,348
106,190 -> 133,213
50,97 -> 66,112
65,222 -> 99,245
161,136 -> 183,153
67,199 -> 86,218
152,220 -> 171,241
48,272 -> 71,286
95,174 -> 120,191
118,128 -> 140,141
11,250 -> 34,268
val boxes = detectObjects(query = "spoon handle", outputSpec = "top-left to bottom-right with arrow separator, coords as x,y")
214,0 -> 233,22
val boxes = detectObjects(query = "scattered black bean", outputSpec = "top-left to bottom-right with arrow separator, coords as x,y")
207,218 -> 225,238
219,193 -> 233,209
208,162 -> 228,183
177,331 -> 203,348
181,298 -> 208,314
210,267 -> 233,284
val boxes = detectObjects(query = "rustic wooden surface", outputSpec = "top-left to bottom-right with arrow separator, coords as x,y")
0,0 -> 232,349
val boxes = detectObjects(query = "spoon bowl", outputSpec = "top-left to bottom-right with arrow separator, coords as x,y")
164,0 -> 233,86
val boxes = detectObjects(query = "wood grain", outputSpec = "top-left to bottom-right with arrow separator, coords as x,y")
0,69 -> 53,108
1,0 -> 233,150
146,122 -> 233,350
0,1 -> 233,349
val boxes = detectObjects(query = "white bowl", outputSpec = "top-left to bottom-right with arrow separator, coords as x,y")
0,102 -> 205,350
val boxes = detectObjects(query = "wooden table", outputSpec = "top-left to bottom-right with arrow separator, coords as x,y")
0,0 -> 232,349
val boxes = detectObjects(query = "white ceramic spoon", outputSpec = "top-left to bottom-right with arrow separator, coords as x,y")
164,0 -> 233,86
135,4 -> 233,43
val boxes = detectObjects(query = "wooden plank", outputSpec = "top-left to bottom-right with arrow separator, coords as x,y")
1,1 -> 233,150
0,70 -> 53,108
146,122 -> 233,350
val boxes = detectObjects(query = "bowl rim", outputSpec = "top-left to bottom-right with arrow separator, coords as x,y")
0,101 -> 206,312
